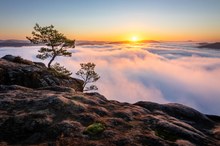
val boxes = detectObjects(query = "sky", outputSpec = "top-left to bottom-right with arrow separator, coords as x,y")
0,0 -> 220,41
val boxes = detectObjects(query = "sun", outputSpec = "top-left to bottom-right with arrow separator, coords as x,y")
131,36 -> 138,42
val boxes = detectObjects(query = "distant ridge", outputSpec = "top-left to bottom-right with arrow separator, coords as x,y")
77,40 -> 160,46
0,40 -> 33,47
0,39 -> 160,47
198,42 -> 220,50
108,40 -> 160,44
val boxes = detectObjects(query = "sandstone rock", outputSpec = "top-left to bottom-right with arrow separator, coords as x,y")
0,85 -> 219,145
134,101 -> 214,129
0,55 -> 83,91
113,110 -> 133,121
38,86 -> 75,93
49,120 -> 83,138
112,137 -> 131,146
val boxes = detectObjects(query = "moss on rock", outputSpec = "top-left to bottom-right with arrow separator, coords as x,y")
83,123 -> 105,135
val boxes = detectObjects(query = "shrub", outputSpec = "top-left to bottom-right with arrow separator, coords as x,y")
49,63 -> 72,78
83,123 -> 105,135
14,56 -> 33,65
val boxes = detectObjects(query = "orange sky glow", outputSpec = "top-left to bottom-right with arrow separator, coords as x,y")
0,0 -> 220,42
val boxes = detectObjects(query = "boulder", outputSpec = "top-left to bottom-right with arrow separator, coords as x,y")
134,101 -> 214,129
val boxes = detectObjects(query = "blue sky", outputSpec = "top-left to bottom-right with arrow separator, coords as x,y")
0,0 -> 220,41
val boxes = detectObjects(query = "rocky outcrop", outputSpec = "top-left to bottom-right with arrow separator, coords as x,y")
0,85 -> 219,146
0,55 -> 83,91
0,55 -> 220,146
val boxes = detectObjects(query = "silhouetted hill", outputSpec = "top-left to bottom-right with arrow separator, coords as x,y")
198,42 -> 220,50
109,40 -> 160,44
0,39 -> 160,48
0,40 -> 35,47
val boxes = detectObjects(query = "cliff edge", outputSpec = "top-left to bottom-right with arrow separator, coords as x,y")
0,55 -> 219,146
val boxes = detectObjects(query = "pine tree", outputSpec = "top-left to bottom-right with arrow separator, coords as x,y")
27,23 -> 75,68
76,62 -> 100,91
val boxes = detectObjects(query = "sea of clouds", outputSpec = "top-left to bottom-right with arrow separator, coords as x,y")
1,42 -> 220,115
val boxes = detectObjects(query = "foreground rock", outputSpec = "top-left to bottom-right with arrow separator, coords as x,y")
0,85 -> 219,146
0,55 -> 220,145
0,55 -> 83,91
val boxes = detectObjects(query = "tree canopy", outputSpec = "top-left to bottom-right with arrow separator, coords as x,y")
76,62 -> 100,91
27,23 -> 75,68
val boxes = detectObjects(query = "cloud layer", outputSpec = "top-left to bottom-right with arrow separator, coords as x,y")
1,42 -> 220,115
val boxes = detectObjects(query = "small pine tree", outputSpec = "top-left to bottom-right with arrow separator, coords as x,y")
76,62 -> 100,91
27,23 -> 75,68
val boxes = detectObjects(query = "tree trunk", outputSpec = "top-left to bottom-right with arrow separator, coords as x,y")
82,82 -> 86,91
48,55 -> 56,68
82,74 -> 89,91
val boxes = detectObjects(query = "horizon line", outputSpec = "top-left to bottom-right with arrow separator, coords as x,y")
0,39 -> 219,43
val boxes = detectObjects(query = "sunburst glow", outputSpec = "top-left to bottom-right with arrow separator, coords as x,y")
131,36 -> 138,42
